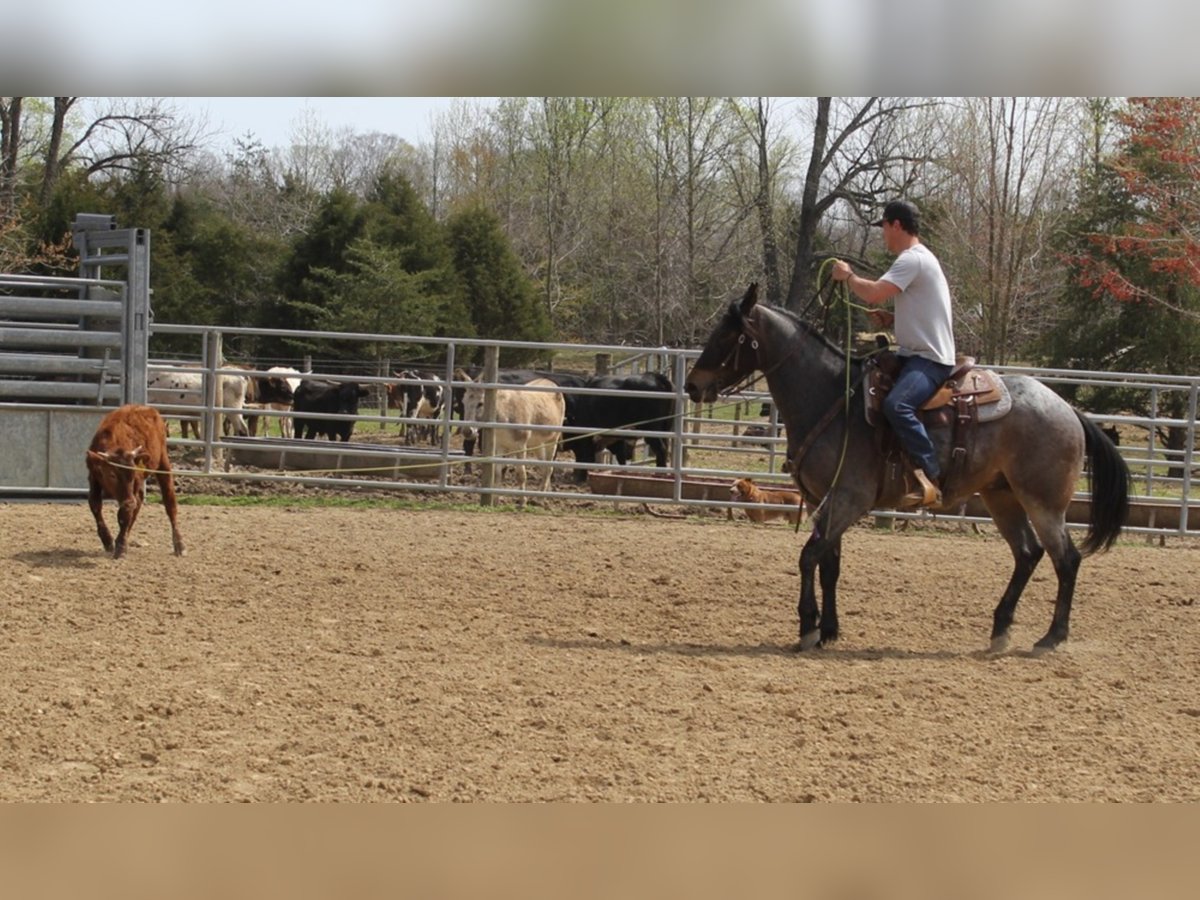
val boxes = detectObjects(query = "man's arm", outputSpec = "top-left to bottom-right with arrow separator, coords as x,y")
831,260 -> 901,307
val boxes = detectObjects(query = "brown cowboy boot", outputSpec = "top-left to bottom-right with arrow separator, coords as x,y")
900,468 -> 942,509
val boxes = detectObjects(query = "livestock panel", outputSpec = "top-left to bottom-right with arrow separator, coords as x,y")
0,215 -> 151,497
0,405 -> 108,493
143,321 -> 1200,538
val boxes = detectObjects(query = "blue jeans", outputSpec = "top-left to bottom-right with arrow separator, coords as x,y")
882,355 -> 953,478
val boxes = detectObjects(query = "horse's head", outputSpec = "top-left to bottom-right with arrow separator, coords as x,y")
685,283 -> 762,404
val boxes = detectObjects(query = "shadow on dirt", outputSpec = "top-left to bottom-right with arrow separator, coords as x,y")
12,548 -> 103,569
527,635 -> 972,662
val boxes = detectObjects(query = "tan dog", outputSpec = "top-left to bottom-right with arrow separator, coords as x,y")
730,477 -> 804,525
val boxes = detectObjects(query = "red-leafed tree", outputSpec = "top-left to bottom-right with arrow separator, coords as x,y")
1046,97 -> 1200,473
1074,97 -> 1200,310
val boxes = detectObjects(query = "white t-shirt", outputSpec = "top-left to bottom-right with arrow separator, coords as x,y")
880,243 -> 956,366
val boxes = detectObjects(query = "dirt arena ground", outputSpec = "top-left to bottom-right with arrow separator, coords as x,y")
2,498 -> 1197,802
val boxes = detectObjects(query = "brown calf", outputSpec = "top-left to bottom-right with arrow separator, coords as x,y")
86,404 -> 185,559
730,477 -> 804,525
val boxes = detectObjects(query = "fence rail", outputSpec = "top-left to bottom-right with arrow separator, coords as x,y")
126,322 -> 1200,538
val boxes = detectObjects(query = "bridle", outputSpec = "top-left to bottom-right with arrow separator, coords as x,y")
714,306 -> 798,397
715,304 -> 856,494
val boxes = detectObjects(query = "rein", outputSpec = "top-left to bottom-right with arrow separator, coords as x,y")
718,305 -> 856,468
788,391 -> 850,473
727,265 -> 860,529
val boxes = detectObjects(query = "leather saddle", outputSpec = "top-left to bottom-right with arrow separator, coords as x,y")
865,351 -> 1010,429
864,350 -> 1012,500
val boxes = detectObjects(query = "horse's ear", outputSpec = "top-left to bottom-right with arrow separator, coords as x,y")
740,282 -> 759,315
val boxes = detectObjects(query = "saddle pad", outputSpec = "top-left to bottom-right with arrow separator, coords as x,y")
973,374 -> 1011,423
921,368 -> 1008,412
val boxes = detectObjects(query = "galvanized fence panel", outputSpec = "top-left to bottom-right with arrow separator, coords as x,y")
145,322 -> 1200,539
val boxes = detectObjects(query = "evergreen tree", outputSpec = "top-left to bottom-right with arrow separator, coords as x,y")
271,188 -> 366,348
447,205 -> 552,365
362,168 -> 473,343
307,235 -> 474,363
365,169 -> 453,273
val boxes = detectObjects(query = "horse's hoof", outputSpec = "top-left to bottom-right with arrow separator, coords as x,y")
988,633 -> 1010,654
1033,632 -> 1066,654
797,631 -> 821,652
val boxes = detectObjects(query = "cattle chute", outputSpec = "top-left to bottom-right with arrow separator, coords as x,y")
0,214 -> 151,497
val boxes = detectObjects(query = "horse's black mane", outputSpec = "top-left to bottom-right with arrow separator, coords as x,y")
732,299 -> 876,366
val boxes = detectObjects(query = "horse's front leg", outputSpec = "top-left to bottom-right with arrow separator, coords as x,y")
818,537 -> 842,645
796,533 -> 838,651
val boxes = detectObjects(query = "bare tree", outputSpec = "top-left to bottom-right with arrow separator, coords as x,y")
784,97 -> 939,314
933,97 -> 1078,363
36,97 -> 206,204
725,97 -> 799,306
528,97 -> 612,328
641,97 -> 756,343
325,130 -> 413,197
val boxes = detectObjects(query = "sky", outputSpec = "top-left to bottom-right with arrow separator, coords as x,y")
165,97 -> 482,151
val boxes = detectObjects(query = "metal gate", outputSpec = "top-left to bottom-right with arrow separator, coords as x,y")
0,214 -> 151,497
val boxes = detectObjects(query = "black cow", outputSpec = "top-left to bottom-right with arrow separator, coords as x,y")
564,372 -> 675,482
292,379 -> 369,441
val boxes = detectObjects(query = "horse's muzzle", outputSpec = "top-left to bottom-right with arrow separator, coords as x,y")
684,381 -> 715,404
684,371 -> 719,404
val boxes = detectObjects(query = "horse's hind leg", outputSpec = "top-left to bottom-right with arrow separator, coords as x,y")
980,489 -> 1045,653
1026,511 -> 1081,652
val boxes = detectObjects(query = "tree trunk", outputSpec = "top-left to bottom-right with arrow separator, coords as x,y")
753,99 -> 782,306
1164,424 -> 1189,480
39,97 -> 76,207
784,97 -> 829,313
0,97 -> 21,219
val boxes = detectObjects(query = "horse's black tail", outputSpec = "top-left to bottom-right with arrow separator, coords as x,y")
1077,411 -> 1130,555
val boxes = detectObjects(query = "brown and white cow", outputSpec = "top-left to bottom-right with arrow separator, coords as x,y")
147,364 -> 250,439
261,366 -> 303,438
86,404 -> 185,559
240,366 -> 301,437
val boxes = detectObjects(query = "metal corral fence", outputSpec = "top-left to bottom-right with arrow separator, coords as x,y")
142,322 -> 1200,540
0,217 -> 151,494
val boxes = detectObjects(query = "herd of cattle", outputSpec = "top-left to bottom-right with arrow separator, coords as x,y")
85,364 -> 677,557
145,361 -> 678,485
87,365 -> 802,559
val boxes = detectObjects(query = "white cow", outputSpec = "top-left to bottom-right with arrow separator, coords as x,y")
147,364 -> 250,439
459,375 -> 565,507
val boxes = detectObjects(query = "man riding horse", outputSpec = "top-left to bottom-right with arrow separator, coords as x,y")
832,199 -> 953,509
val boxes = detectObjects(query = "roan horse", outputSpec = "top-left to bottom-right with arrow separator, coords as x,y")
685,283 -> 1130,653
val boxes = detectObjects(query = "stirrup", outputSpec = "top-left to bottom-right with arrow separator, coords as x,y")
900,468 -> 942,509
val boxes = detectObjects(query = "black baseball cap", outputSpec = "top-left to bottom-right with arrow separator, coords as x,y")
871,200 -> 920,231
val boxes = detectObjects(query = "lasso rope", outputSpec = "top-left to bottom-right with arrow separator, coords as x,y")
801,258 -> 880,531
